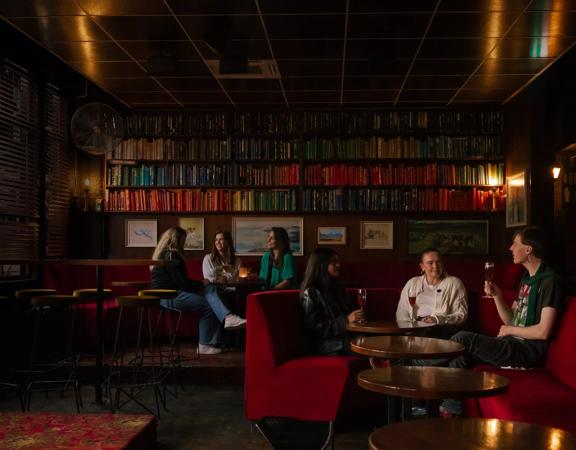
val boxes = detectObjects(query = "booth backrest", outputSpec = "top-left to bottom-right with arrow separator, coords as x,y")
545,297 -> 576,390
246,290 -> 307,368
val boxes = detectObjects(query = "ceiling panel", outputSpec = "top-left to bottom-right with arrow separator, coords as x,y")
2,0 -> 576,108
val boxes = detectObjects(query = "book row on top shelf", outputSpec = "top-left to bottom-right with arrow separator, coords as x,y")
108,135 -> 501,161
104,186 -> 504,213
106,162 -> 504,188
124,110 -> 502,136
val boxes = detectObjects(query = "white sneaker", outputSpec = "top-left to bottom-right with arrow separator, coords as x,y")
224,314 -> 246,329
198,344 -> 222,355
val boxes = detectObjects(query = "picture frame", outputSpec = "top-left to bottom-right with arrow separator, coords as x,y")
125,220 -> 157,247
178,217 -> 205,251
407,220 -> 489,255
360,221 -> 393,249
317,226 -> 347,245
233,217 -> 304,256
506,171 -> 528,228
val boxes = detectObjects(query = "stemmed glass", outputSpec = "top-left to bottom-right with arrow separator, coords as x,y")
483,261 -> 495,298
408,288 -> 418,322
357,288 -> 367,323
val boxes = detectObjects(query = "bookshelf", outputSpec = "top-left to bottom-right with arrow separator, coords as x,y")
104,110 -> 504,214
563,157 -> 576,204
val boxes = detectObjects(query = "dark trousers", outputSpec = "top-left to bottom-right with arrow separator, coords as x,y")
448,331 -> 546,369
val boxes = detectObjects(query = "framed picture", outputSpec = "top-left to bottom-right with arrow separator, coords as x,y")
317,226 -> 347,245
360,221 -> 393,249
125,220 -> 157,247
506,171 -> 528,228
178,217 -> 205,251
233,217 -> 304,256
407,220 -> 489,255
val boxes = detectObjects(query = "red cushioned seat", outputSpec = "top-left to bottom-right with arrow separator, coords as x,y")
244,290 -> 386,423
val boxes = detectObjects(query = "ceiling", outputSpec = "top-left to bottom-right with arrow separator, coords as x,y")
1,0 -> 576,109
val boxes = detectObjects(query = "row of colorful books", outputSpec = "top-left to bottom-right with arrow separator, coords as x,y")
125,113 -> 227,136
106,163 -> 300,187
107,138 -> 231,161
232,138 -> 300,160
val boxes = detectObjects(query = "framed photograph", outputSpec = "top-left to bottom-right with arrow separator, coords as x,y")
407,220 -> 489,255
360,221 -> 393,249
317,226 -> 347,245
233,217 -> 304,256
178,217 -> 205,251
125,220 -> 157,247
506,171 -> 528,228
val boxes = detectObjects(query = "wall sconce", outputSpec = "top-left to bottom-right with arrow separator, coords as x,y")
552,167 -> 561,179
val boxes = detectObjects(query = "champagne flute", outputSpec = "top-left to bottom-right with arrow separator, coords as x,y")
357,288 -> 367,323
483,261 -> 495,298
408,288 -> 417,322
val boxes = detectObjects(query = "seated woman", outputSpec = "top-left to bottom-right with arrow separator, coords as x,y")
396,247 -> 468,339
300,248 -> 361,355
202,231 -> 242,283
258,227 -> 297,290
151,227 -> 246,355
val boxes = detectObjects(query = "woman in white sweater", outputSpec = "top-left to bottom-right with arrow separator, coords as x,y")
202,231 -> 242,283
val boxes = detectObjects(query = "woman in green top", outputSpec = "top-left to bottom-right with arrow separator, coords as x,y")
258,227 -> 297,290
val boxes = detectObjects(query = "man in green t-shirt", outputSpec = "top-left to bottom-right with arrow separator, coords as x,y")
441,226 -> 564,416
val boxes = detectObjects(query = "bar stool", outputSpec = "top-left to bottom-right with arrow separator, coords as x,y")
26,294 -> 82,412
73,288 -> 114,304
107,294 -> 167,417
15,289 -> 57,308
1,295 -> 24,411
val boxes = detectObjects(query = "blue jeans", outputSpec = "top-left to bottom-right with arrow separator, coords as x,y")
161,285 -> 230,346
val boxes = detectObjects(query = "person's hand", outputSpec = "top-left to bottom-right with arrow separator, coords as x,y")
347,309 -> 362,324
202,278 -> 210,285
497,325 -> 513,337
484,280 -> 502,298
421,316 -> 438,324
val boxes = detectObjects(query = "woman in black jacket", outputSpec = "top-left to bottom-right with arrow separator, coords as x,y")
300,248 -> 361,355
151,227 -> 246,355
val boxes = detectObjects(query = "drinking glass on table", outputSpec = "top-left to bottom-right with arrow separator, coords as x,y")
357,288 -> 367,323
408,288 -> 418,322
483,261 -> 495,298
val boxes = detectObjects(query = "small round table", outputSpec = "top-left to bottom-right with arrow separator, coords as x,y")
346,320 -> 435,334
351,335 -> 465,360
368,418 -> 576,450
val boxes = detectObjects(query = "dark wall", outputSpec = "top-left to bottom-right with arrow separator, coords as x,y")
504,45 -> 576,278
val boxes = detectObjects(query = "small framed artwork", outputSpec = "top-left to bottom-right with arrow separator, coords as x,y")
407,220 -> 489,255
506,171 -> 528,228
125,220 -> 157,247
178,217 -> 205,251
317,226 -> 347,245
233,217 -> 304,256
360,221 -> 394,249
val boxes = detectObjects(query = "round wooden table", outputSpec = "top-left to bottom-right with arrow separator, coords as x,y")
346,320 -> 435,334
351,335 -> 465,360
369,417 -> 576,450
358,366 -> 509,400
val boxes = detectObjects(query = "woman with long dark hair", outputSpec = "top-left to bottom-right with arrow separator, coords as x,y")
300,248 -> 360,355
151,227 -> 246,355
202,230 -> 242,282
258,227 -> 297,290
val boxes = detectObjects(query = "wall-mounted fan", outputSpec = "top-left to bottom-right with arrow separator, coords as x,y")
70,102 -> 124,155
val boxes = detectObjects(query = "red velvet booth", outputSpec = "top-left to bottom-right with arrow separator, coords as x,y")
244,290 -> 387,424
465,297 -> 576,432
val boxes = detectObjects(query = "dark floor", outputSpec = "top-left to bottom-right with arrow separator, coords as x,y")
0,345 -> 374,449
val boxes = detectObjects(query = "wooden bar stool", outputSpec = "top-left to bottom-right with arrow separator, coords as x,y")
107,295 -> 167,417
26,294 -> 82,412
73,288 -> 113,304
15,289 -> 57,308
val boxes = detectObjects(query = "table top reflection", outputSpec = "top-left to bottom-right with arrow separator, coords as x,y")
351,335 -> 464,360
368,418 -> 576,450
346,320 -> 435,334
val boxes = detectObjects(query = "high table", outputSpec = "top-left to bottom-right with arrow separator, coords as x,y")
368,418 -> 576,450
351,335 -> 464,360
43,259 -> 171,404
346,320 -> 436,334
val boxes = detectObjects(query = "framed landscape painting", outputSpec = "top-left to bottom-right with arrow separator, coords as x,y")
125,220 -> 157,247
506,171 -> 528,228
317,226 -> 347,245
407,220 -> 488,255
360,221 -> 393,249
233,217 -> 304,256
178,217 -> 205,251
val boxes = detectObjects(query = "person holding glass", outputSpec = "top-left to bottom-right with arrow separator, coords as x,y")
300,248 -> 361,355
441,226 -> 564,417
396,247 -> 468,339
202,231 -> 242,283
151,227 -> 246,355
258,227 -> 298,290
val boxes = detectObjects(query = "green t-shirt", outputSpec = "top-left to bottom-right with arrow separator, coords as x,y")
258,251 -> 297,290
